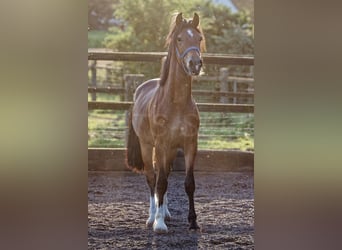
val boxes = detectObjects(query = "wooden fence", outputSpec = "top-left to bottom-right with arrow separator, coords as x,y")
88,101 -> 254,113
88,50 -> 254,172
89,148 -> 254,172
88,72 -> 254,103
88,50 -> 254,65
88,49 -> 254,104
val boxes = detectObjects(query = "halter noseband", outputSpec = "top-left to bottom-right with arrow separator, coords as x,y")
175,46 -> 201,75
176,46 -> 201,59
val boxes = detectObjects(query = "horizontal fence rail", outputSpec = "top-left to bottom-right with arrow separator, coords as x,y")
88,148 -> 254,172
88,101 -> 254,113
88,49 -> 254,66
88,87 -> 254,99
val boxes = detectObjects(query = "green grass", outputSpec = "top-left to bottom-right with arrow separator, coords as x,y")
87,86 -> 254,151
88,93 -> 122,102
88,108 -> 254,151
88,110 -> 127,148
198,136 -> 254,151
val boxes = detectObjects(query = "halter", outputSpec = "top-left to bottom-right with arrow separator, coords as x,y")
176,46 -> 201,59
175,46 -> 201,75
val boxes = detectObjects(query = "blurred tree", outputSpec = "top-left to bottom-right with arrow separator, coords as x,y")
103,0 -> 254,77
200,4 -> 254,54
105,0 -> 253,54
88,0 -> 119,30
105,0 -> 192,51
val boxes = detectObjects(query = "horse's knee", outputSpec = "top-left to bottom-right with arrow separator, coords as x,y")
156,176 -> 168,196
154,153 -> 172,206
145,170 -> 155,184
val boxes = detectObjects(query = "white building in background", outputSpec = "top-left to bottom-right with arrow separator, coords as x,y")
213,0 -> 239,13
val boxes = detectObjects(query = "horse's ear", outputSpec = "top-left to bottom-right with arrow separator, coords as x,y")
176,12 -> 183,26
192,13 -> 199,28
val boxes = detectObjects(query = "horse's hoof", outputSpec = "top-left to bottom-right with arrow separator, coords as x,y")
154,227 -> 169,234
165,211 -> 171,221
153,226 -> 168,233
189,222 -> 200,231
189,226 -> 200,232
153,220 -> 168,233
146,217 -> 154,227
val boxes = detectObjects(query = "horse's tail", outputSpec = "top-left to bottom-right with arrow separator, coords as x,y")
126,108 -> 144,173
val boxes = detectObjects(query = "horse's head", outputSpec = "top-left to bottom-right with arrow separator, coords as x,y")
172,13 -> 205,76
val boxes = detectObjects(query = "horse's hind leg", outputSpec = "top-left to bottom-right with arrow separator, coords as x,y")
184,142 -> 200,230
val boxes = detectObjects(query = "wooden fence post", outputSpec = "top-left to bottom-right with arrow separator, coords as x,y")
105,63 -> 112,85
124,74 -> 144,101
233,80 -> 237,104
90,60 -> 97,101
248,66 -> 254,104
219,67 -> 229,103
124,74 -> 144,146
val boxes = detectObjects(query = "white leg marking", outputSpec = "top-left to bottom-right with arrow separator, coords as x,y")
146,196 -> 156,226
153,193 -> 168,233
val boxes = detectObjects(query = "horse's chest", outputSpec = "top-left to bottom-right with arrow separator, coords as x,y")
169,117 -> 189,135
153,112 -> 199,140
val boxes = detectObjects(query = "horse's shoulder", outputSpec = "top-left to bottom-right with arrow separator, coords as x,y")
134,78 -> 159,101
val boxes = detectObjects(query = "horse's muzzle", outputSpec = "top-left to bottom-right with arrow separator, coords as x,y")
188,58 -> 202,75
186,56 -> 202,76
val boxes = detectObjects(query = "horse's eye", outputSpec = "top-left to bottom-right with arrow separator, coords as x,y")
177,37 -> 182,42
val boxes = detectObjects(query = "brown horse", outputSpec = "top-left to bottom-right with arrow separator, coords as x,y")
126,12 -> 205,233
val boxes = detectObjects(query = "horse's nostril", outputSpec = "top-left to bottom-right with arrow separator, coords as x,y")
189,59 -> 201,68
189,60 -> 194,67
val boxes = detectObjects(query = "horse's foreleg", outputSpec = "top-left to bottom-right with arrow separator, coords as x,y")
153,168 -> 168,233
145,169 -> 156,226
184,142 -> 200,230
153,147 -> 172,233
163,191 -> 171,221
140,142 -> 156,227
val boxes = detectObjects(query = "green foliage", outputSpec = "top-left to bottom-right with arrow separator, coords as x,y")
105,0 -> 206,50
199,5 -> 254,75
102,0 -> 254,78
104,0 -> 253,54
201,7 -> 254,54
88,30 -> 108,48
88,0 -> 119,30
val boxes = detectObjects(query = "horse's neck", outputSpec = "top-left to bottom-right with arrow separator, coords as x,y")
163,54 -> 192,104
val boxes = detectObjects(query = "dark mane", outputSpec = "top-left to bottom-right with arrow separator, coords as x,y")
159,13 -> 206,86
